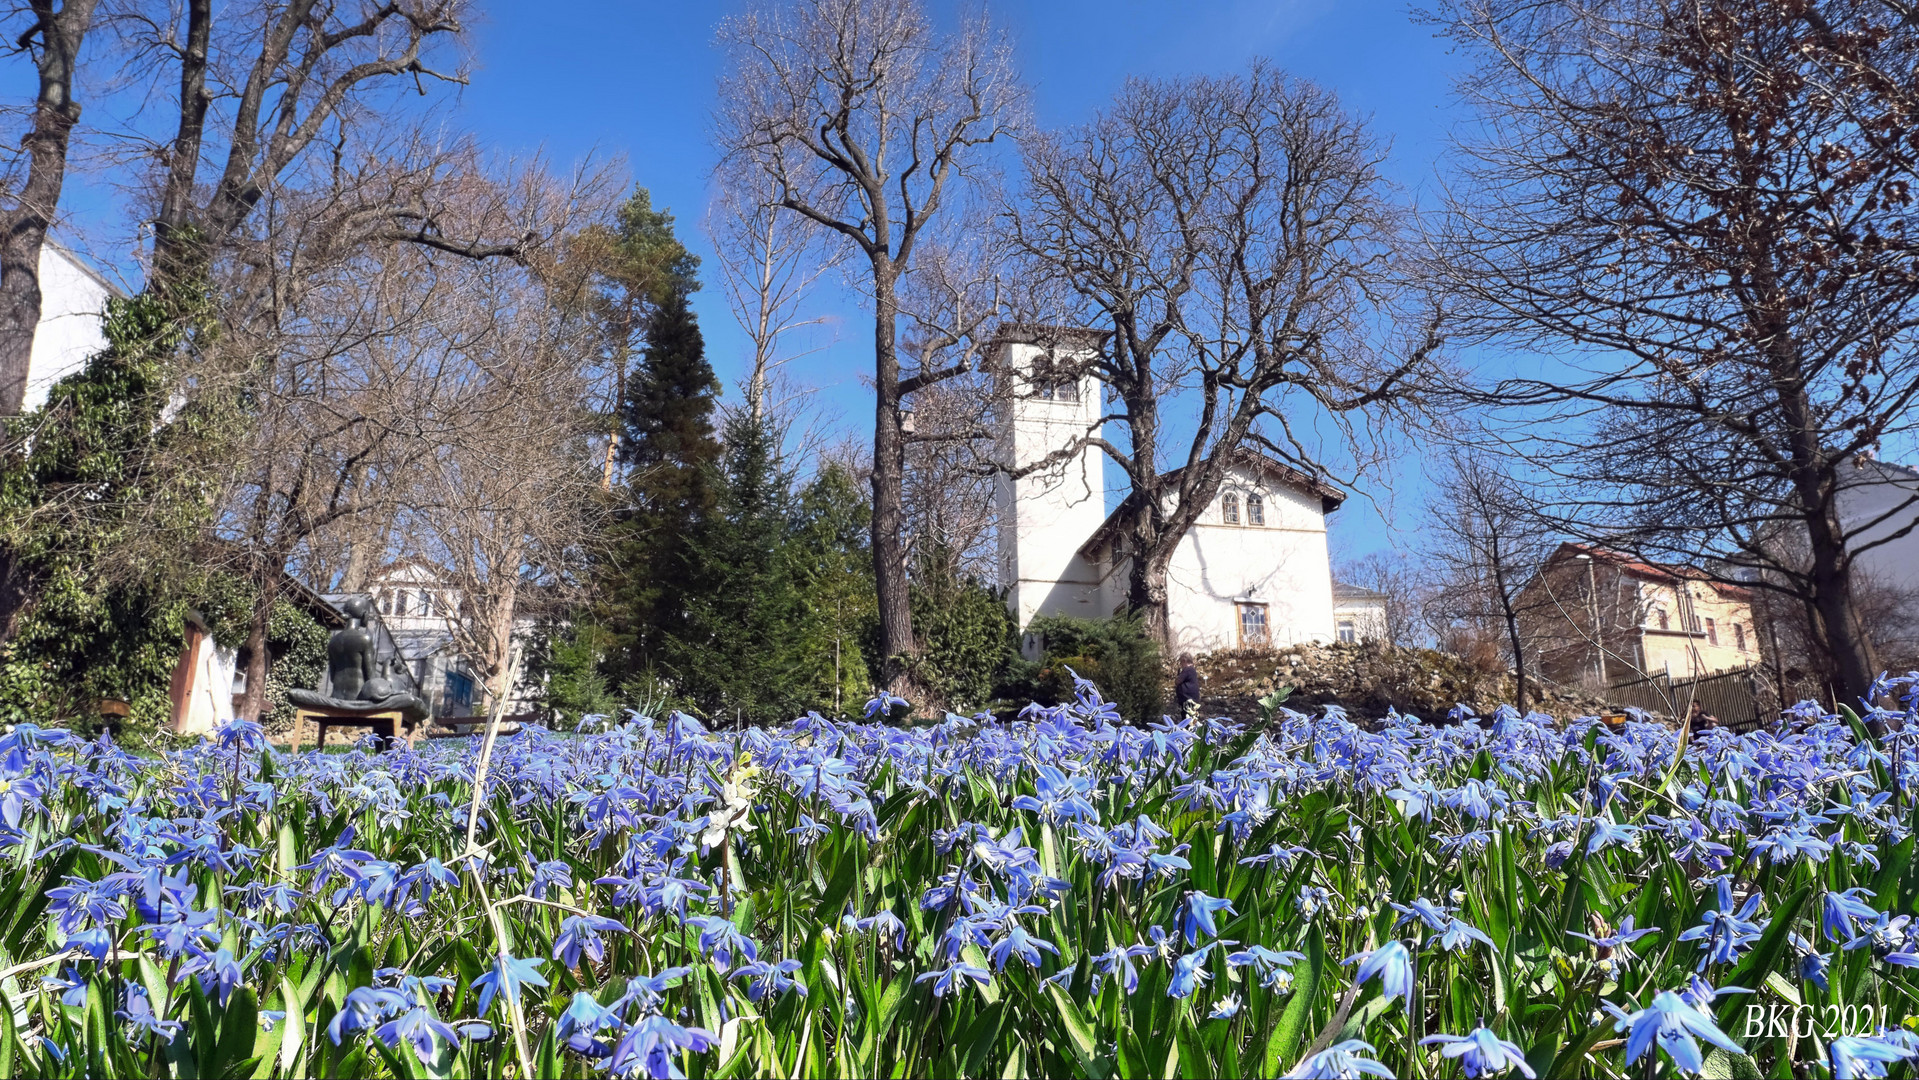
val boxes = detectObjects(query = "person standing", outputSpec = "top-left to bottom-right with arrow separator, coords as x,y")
1175,653 -> 1202,714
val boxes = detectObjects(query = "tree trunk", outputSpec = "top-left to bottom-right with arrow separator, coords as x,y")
870,266 -> 916,686
482,582 -> 520,708
1803,504 -> 1879,707
150,0 -> 213,294
1128,529 -> 1173,649
0,0 -> 100,414
0,549 -> 34,648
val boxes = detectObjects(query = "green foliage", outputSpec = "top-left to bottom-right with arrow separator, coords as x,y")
0,282 -> 244,739
787,463 -> 878,715
903,566 -> 1017,713
260,600 -> 329,730
662,415 -> 820,724
1000,613 -> 1165,724
523,621 -> 623,728
598,273 -> 722,678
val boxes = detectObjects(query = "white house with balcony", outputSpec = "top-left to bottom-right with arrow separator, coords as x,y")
993,329 -> 1380,655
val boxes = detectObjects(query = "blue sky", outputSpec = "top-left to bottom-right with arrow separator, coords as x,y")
32,1 -> 1465,562
440,0 -> 1467,562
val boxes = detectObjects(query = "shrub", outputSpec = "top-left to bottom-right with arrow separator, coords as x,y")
999,612 -> 1163,724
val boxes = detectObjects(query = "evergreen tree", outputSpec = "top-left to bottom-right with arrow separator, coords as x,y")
599,286 -> 721,677
665,415 -> 813,723
789,464 -> 878,715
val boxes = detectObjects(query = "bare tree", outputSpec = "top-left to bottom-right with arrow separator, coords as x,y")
0,0 -> 101,414
406,253 -> 604,708
1421,445 -> 1556,712
1430,0 -> 1919,704
715,0 -> 1022,687
1006,63 -> 1436,642
706,160 -> 841,425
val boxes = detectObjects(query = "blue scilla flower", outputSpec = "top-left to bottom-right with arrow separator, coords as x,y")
1168,941 -> 1233,998
555,914 -> 628,970
375,1006 -> 460,1066
1091,943 -> 1155,995
1177,891 -> 1236,947
1677,877 -> 1765,970
327,985 -> 410,1045
863,693 -> 910,719
914,962 -> 991,998
1282,1039 -> 1394,1079
118,985 -> 184,1043
1342,941 -> 1416,1008
987,924 -> 1059,971
1823,888 -> 1881,943
213,718 -> 268,753
556,991 -> 623,1057
1608,990 -> 1744,1075
471,952 -> 548,1016
1208,993 -> 1242,1019
608,1013 -> 717,1080
1420,1028 -> 1536,1078
1827,1033 -> 1917,1079
731,958 -> 805,1002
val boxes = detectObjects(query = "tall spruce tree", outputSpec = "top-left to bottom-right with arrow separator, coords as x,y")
600,286 -> 721,677
666,414 -> 814,723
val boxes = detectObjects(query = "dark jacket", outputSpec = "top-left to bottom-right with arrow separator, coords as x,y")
1175,665 -> 1202,709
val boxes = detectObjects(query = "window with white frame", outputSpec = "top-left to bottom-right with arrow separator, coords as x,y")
1246,493 -> 1265,526
1221,493 -> 1240,525
1336,618 -> 1356,643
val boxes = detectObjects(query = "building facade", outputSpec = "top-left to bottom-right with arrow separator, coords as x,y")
994,332 -> 1372,655
1519,543 -> 1762,685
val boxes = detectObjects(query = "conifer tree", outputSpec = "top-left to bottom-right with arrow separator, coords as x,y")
600,286 -> 721,677
665,414 -> 813,724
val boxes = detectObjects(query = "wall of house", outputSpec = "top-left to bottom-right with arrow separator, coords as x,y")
995,341 -> 1111,629
24,243 -> 112,412
1635,579 -> 1759,679
1161,474 -> 1334,653
1838,459 -> 1919,653
1333,598 -> 1389,643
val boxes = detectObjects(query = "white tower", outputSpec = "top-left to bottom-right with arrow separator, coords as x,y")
994,331 -> 1108,632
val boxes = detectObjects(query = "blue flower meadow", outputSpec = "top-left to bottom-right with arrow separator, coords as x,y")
4,671 -> 1919,1077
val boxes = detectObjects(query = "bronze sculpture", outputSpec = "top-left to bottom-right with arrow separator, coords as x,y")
286,595 -> 428,722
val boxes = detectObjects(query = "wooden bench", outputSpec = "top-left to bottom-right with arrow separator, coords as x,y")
291,708 -> 410,752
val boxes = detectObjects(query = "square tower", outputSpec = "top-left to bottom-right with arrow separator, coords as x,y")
994,329 -> 1109,630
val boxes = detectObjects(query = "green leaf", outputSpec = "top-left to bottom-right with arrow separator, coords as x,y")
277,974 -> 307,1077
1048,984 -> 1105,1078
1262,932 -> 1323,1075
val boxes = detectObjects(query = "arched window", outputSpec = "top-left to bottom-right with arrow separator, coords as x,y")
1221,493 -> 1240,525
1246,494 -> 1265,526
1655,608 -> 1669,631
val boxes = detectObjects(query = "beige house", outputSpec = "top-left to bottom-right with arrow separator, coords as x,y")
1519,543 -> 1761,685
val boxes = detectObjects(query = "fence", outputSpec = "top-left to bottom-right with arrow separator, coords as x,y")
1606,665 -> 1766,731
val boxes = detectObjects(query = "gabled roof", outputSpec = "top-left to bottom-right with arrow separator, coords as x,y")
1077,448 -> 1347,559
1546,542 -> 1754,602
1333,581 -> 1390,602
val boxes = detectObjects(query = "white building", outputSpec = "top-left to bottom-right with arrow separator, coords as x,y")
1837,457 -> 1919,655
365,560 -> 541,718
22,238 -> 116,411
994,331 -> 1379,655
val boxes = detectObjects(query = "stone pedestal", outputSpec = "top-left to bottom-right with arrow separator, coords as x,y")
292,708 -> 409,752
